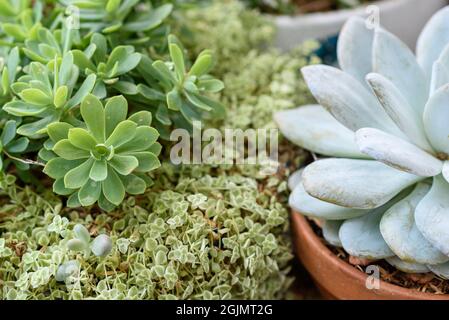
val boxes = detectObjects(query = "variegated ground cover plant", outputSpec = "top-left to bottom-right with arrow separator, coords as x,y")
276,6 -> 449,278
0,0 -> 225,211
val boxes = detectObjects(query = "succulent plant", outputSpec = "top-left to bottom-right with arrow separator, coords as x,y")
4,53 -> 96,138
66,224 -> 113,258
275,7 -> 449,276
132,35 -> 225,137
43,94 -> 161,211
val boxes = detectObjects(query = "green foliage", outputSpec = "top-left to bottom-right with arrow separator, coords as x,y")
0,120 -> 29,170
43,94 -> 162,211
177,0 -> 320,131
0,0 -> 225,210
0,162 -> 293,300
132,35 -> 225,137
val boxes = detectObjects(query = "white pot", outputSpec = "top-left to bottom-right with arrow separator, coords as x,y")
274,0 -> 448,52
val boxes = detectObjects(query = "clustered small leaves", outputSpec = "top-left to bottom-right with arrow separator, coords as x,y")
0,0 -> 225,210
0,163 -> 293,300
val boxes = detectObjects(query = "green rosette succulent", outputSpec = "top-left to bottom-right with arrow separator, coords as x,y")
44,94 -> 161,211
4,53 -> 96,138
72,33 -> 142,97
133,35 -> 225,137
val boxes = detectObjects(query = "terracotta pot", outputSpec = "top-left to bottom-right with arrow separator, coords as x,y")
292,212 -> 449,300
273,0 -> 448,52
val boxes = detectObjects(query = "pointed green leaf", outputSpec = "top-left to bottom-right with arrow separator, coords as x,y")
53,140 -> 90,160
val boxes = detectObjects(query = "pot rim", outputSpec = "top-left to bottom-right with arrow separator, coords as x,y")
292,211 -> 449,300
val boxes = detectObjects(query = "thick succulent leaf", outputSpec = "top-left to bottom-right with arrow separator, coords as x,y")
130,152 -> 161,172
6,137 -> 29,153
1,120 -> 16,146
121,174 -> 147,195
102,167 -> 125,205
416,6 -> 449,79
128,111 -> 152,126
47,122 -> 73,143
115,126 -> 159,153
274,105 -> 365,158
430,60 -> 449,95
289,182 -> 367,220
301,65 -> 403,137
68,128 -> 97,151
355,128 -> 442,177
73,224 -> 90,244
415,175 -> 449,255
302,159 -> 422,209
66,74 -> 97,109
386,257 -> 430,274
288,169 -> 303,191
339,204 -> 395,260
109,155 -> 138,175
80,94 -> 105,142
44,158 -> 83,179
366,73 -> 432,152
3,101 -> 47,117
322,220 -> 343,247
104,95 -> 128,137
442,161 -> 449,184
423,84 -> 449,155
105,120 -> 137,148
337,17 -> 373,85
78,180 -> 101,206
428,262 -> 449,280
53,140 -> 90,160
373,29 -> 428,115
64,158 -> 94,189
53,178 -> 75,196
380,183 -> 449,265
89,160 -> 108,182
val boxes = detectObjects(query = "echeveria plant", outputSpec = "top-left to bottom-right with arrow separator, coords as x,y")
276,6 -> 449,277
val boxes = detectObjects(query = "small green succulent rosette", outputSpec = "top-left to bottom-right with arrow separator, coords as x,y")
44,94 -> 161,211
276,7 -> 449,278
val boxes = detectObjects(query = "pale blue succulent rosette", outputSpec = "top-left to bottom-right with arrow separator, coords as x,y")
275,6 -> 449,278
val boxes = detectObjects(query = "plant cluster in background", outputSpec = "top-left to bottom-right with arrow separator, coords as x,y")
0,163 -> 293,300
176,0 -> 320,131
0,0 -> 226,210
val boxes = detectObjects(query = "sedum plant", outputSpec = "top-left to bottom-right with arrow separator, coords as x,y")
0,163 -> 293,300
275,6 -> 449,278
